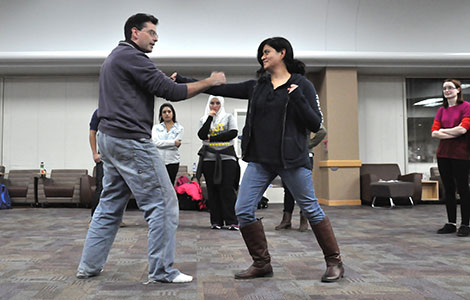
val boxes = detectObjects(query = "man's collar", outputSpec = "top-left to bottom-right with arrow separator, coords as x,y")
120,40 -> 146,53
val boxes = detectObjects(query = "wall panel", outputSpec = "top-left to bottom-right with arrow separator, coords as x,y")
358,76 -> 406,172
3,76 -> 98,172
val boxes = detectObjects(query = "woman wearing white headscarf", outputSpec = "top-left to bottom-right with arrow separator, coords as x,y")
197,95 -> 239,230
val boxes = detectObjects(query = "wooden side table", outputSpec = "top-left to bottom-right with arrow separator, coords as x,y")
421,180 -> 439,201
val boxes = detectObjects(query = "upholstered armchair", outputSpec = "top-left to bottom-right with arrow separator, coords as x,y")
360,163 -> 422,206
37,169 -> 88,206
0,169 -> 39,205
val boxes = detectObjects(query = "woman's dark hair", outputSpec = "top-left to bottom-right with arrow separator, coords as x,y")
442,78 -> 464,108
124,13 -> 158,41
159,103 -> 177,123
256,37 -> 305,77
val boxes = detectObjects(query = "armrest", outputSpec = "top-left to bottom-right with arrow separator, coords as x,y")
80,175 -> 94,207
398,172 -> 423,202
398,173 -> 422,183
40,177 -> 53,186
0,178 -> 10,185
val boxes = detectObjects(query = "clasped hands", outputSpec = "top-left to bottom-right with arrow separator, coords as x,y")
170,71 -> 226,86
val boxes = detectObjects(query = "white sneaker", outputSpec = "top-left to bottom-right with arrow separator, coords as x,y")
171,273 -> 193,283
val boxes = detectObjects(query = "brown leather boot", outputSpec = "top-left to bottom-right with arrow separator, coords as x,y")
275,212 -> 292,230
235,220 -> 273,279
311,216 -> 344,282
299,212 -> 308,232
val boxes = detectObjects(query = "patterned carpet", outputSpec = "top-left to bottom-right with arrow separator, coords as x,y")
1,203 -> 469,300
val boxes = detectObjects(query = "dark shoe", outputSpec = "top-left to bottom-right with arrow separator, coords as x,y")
437,223 -> 456,234
457,225 -> 470,237
228,224 -> 240,231
234,263 -> 273,279
235,220 -> 273,279
299,212 -> 309,232
312,216 -> 344,282
275,212 -> 292,230
76,269 -> 102,279
211,225 -> 222,230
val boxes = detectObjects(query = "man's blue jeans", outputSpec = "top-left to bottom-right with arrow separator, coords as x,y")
235,162 -> 325,227
77,133 -> 180,282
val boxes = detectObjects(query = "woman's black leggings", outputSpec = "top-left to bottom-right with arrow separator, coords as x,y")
165,163 -> 180,186
437,157 -> 470,225
202,160 -> 238,226
282,182 -> 295,213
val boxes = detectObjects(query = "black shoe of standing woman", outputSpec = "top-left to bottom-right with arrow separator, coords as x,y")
457,225 -> 470,237
437,223 -> 456,234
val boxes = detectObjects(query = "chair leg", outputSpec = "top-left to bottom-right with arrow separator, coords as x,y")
372,196 -> 377,208
389,197 -> 396,208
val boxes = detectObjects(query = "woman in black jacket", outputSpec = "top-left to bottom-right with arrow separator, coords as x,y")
175,37 -> 343,282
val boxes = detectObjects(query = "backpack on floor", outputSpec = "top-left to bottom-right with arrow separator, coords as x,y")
175,176 -> 207,211
257,196 -> 269,209
177,193 -> 201,211
0,184 -> 11,209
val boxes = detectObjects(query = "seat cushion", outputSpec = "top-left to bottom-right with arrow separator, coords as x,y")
44,185 -> 74,197
6,185 -> 28,197
370,182 -> 414,198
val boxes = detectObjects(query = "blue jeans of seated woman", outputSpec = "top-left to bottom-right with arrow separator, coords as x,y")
235,162 -> 325,227
77,133 -> 180,282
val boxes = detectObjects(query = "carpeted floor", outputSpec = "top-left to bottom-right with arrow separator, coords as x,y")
1,203 -> 469,300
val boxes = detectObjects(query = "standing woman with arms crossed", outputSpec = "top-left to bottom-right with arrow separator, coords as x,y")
432,79 -> 470,237
175,36 -> 344,282
197,95 -> 239,230
152,103 -> 184,186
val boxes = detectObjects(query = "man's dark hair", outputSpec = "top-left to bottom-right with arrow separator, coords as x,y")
124,13 -> 158,41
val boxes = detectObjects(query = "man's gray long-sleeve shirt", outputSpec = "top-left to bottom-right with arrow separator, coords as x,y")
98,41 -> 188,139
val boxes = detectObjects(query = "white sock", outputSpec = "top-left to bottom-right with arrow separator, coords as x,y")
171,273 -> 193,283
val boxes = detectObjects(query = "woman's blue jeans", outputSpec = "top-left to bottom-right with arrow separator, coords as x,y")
77,133 -> 180,282
235,162 -> 325,227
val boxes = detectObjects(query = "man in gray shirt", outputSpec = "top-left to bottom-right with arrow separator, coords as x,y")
77,13 -> 225,284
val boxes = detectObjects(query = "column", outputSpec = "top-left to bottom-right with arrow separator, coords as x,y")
308,68 -> 361,206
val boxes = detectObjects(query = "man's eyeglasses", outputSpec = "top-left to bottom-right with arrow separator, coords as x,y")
210,101 -> 221,105
443,86 -> 457,91
142,29 -> 158,38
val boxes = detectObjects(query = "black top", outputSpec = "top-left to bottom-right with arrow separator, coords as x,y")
177,73 -> 322,169
89,109 -> 99,131
198,116 -> 238,142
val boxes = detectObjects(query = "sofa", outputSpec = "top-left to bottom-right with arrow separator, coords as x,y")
0,169 -> 39,205
37,169 -> 88,206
